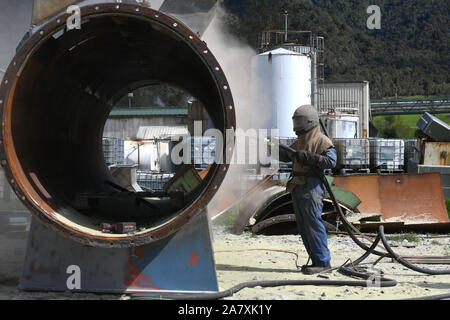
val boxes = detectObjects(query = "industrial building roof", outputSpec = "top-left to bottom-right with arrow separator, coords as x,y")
109,107 -> 188,117
136,126 -> 189,140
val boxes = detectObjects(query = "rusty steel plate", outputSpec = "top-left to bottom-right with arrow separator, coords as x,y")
423,142 -> 450,166
333,173 -> 449,226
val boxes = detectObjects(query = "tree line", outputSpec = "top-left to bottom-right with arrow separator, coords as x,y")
222,0 -> 449,99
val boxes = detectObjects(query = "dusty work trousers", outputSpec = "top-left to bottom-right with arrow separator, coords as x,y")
291,183 -> 331,267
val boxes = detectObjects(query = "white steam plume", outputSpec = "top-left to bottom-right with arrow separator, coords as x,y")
202,8 -> 275,222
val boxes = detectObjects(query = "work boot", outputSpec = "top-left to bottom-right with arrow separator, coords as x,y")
302,264 -> 332,275
300,263 -> 315,272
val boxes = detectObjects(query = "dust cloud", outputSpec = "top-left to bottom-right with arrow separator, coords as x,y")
202,7 -> 276,221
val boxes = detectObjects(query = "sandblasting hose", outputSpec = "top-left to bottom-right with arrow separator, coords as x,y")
378,225 -> 450,275
131,278 -> 397,300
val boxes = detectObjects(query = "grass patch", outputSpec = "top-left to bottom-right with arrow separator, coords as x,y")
372,114 -> 450,139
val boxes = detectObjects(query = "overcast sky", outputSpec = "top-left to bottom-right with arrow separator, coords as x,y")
0,0 -> 33,71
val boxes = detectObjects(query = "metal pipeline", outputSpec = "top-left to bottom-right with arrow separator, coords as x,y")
0,3 -> 235,248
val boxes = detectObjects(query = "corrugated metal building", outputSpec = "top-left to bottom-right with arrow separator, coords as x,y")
103,107 -> 188,140
136,125 -> 189,140
319,81 -> 370,138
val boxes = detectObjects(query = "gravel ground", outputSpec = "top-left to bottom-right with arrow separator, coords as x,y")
212,225 -> 450,300
0,225 -> 449,300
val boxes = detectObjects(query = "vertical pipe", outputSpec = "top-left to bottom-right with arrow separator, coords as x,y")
311,49 -> 318,111
363,82 -> 370,138
284,12 -> 288,42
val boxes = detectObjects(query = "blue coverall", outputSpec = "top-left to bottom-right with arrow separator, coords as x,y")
281,147 -> 337,267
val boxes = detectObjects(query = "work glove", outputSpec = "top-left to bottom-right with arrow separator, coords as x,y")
296,150 -> 321,167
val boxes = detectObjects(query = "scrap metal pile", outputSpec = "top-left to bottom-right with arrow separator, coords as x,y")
226,170 -> 449,236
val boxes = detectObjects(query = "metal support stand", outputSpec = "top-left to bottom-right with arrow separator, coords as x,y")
19,212 -> 218,294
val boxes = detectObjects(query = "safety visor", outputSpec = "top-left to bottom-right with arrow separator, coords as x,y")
292,116 -> 310,130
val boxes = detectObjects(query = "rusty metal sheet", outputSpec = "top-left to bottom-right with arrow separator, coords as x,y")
198,165 -> 211,180
423,142 -> 450,166
333,175 -> 382,214
333,173 -> 450,228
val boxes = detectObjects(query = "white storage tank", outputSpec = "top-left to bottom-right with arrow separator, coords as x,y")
251,48 -> 312,138
124,141 -> 160,171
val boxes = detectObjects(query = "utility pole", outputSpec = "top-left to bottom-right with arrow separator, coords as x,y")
128,92 -> 134,108
284,11 -> 288,42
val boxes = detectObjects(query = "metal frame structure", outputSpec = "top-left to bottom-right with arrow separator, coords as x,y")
20,213 -> 219,293
371,97 -> 450,116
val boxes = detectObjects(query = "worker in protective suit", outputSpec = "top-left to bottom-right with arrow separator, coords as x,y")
279,105 -> 337,275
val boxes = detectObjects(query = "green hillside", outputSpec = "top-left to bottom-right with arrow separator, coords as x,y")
372,114 -> 450,139
222,0 -> 450,99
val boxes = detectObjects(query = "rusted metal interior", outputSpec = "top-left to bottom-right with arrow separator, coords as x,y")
0,4 -> 235,248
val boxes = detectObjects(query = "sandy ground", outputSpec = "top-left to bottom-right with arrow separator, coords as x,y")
212,225 -> 450,300
0,224 -> 449,300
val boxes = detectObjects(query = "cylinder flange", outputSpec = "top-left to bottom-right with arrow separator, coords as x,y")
0,3 -> 235,248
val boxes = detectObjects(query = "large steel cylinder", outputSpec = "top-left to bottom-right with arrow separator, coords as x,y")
0,3 -> 235,248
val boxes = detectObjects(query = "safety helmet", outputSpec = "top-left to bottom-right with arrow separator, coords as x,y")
292,105 -> 319,134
